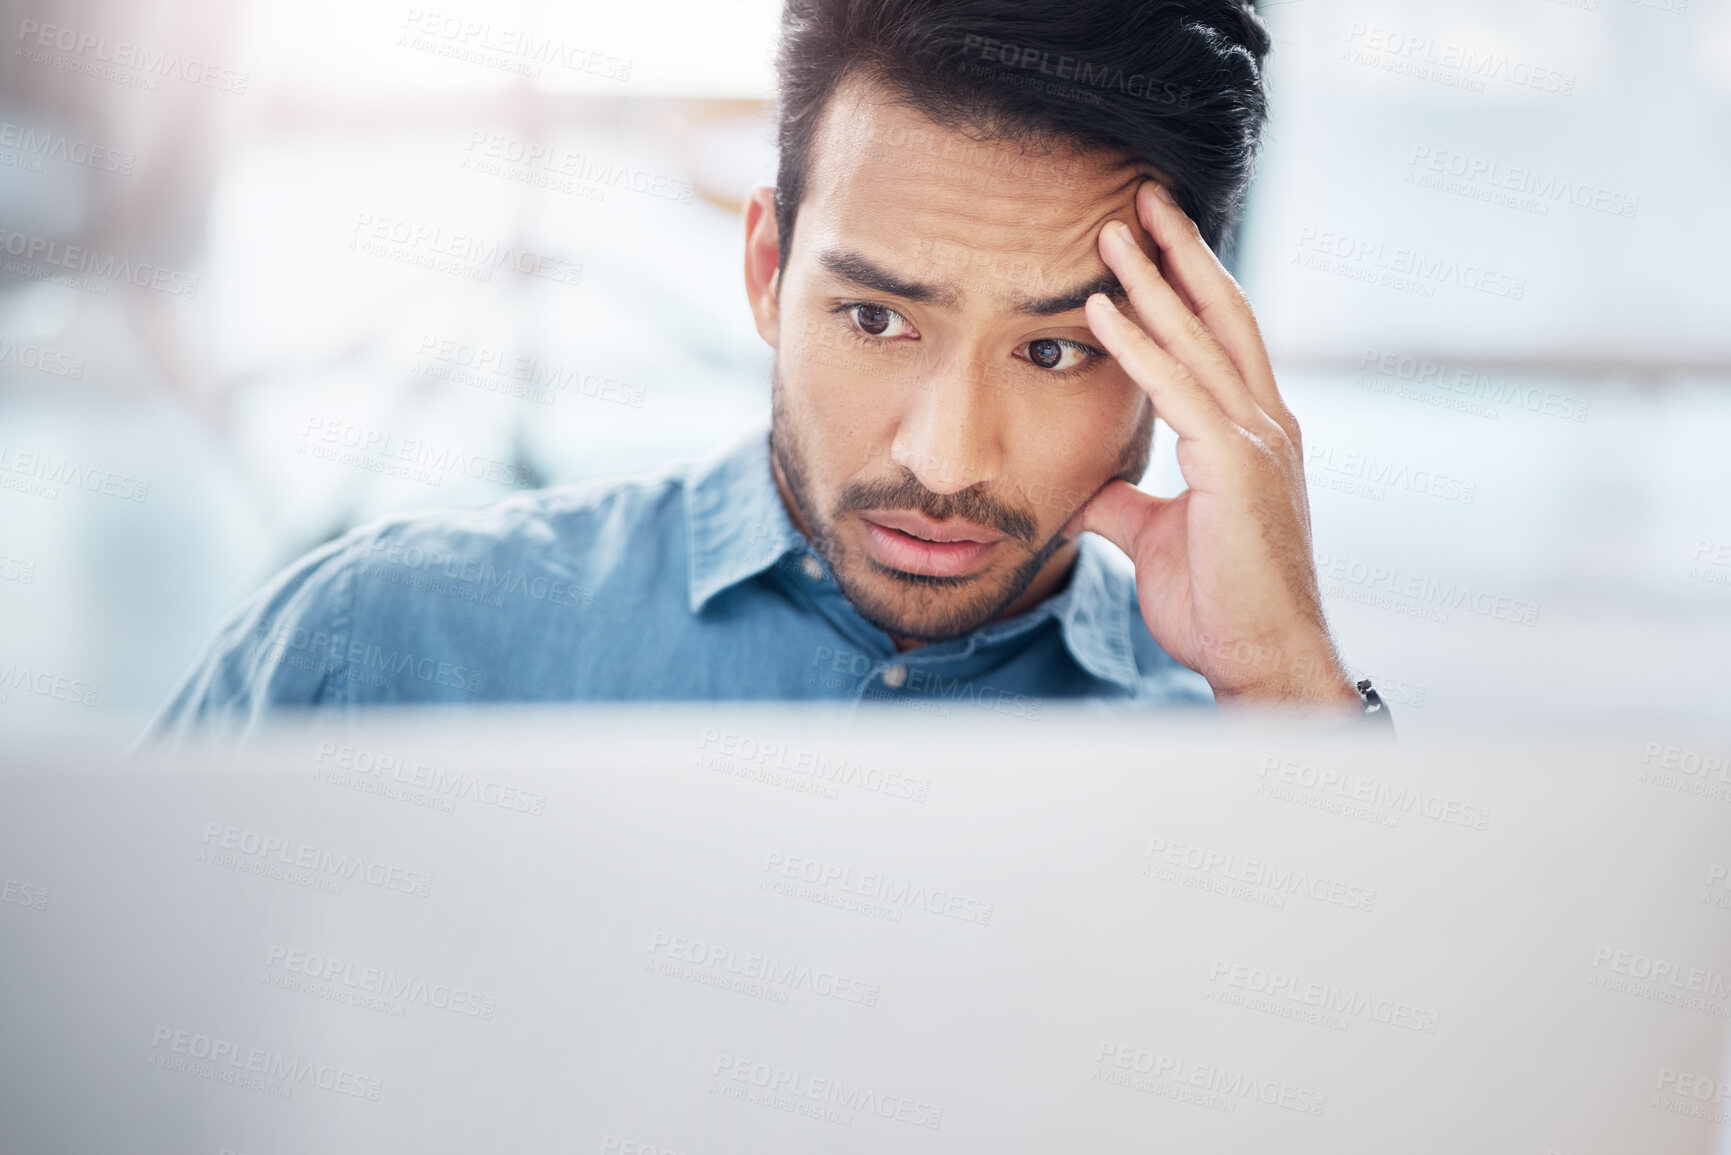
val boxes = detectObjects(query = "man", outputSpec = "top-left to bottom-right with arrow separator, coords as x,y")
146,0 -> 1390,739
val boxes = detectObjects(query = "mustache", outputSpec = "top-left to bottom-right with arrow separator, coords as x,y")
834,473 -> 1039,547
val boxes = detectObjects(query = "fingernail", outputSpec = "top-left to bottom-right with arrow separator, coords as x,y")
1154,184 -> 1175,204
1108,220 -> 1134,246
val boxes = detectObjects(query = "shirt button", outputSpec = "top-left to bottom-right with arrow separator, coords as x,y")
799,555 -> 824,581
881,664 -> 907,689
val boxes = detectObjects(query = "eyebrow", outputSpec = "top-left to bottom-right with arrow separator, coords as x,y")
816,248 -> 1129,317
818,249 -> 959,308
1009,270 -> 1129,316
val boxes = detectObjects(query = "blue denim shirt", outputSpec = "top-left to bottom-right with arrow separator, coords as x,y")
145,420 -> 1213,739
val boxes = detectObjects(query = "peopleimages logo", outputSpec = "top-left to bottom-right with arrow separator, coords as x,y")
1094,1042 -> 1327,1116
1144,837 -> 1378,912
1637,741 -> 1731,805
413,334 -> 645,408
348,212 -> 582,286
462,132 -> 693,203
760,851 -> 994,925
199,821 -> 434,897
1407,145 -> 1640,220
1641,741 -> 1731,783
0,444 -> 149,503
148,1026 -> 381,1100
0,662 -> 100,707
298,416 -> 538,491
254,619 -> 487,695
0,119 -> 134,174
1292,226 -> 1526,300
0,338 -> 85,379
1655,1068 -> 1731,1125
0,227 -> 198,297
700,729 -> 932,803
1356,347 -> 1591,423
265,944 -> 497,1019
648,931 -> 881,1007
314,741 -> 546,815
959,34 -> 1192,108
1,874 -> 49,911
710,1053 -> 944,1129
15,19 -> 251,93
398,10 -> 632,82
1305,442 -> 1477,504
1208,960 -> 1441,1033
1314,549 -> 1541,628
1258,755 -> 1493,830
1590,947 -> 1731,999
1342,23 -> 1576,97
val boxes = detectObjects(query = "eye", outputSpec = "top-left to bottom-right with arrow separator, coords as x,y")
841,302 -> 915,340
1019,337 -> 1099,374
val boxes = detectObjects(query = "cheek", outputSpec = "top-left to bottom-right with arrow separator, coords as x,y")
776,313 -> 908,485
1003,376 -> 1147,513
778,311 -> 855,394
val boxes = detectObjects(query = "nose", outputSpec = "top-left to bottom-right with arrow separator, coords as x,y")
888,345 -> 1003,496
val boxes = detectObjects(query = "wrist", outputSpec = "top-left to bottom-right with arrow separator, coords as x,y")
1209,654 -> 1361,715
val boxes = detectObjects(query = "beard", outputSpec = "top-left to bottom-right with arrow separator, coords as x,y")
768,356 -> 1154,643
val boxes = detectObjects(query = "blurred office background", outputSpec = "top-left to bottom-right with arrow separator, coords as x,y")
0,0 -> 1727,739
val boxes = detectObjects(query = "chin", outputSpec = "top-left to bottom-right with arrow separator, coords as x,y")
835,568 -> 1014,644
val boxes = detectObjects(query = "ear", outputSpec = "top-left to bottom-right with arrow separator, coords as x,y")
743,184 -> 782,347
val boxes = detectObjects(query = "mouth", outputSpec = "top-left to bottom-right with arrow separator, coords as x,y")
857,511 -> 1005,578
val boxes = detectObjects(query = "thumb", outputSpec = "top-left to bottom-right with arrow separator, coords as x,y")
1078,479 -> 1171,557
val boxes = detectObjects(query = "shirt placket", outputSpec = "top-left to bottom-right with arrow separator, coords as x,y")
777,546 -> 1056,712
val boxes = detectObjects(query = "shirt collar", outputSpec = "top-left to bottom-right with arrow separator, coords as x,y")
685,418 -> 807,614
684,419 -> 1143,695
1040,535 -> 1143,695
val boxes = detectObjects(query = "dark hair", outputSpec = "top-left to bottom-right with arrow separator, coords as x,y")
773,0 -> 1272,267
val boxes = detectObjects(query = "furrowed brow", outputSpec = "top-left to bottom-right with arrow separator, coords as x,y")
1007,270 -> 1129,317
817,249 -> 959,307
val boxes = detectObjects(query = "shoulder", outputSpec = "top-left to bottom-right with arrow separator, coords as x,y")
297,458 -> 695,634
142,462 -> 698,741
338,466 -> 695,651
351,462 -> 690,574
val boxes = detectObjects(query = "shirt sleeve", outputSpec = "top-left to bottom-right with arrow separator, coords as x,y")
137,532 -> 363,747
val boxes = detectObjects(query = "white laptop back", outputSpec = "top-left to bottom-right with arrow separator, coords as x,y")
3,708 -> 1729,1154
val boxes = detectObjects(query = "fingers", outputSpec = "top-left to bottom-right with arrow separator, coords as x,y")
1078,478 -> 1171,559
1084,292 -> 1235,444
1097,218 -> 1271,436
1135,181 -> 1299,444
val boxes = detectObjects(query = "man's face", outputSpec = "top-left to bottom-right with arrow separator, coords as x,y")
750,74 -> 1160,644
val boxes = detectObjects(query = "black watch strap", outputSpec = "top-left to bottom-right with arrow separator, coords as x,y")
1355,678 -> 1395,731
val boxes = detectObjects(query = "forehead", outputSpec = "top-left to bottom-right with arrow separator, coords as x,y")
796,73 -> 1151,300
